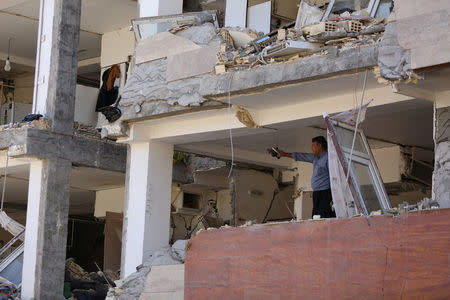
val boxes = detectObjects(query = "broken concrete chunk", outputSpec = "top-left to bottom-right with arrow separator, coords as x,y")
228,30 -> 257,48
303,22 -> 338,36
135,32 -> 201,64
295,1 -> 325,28
166,45 -> 220,82
176,22 -> 219,46
215,64 -> 226,74
337,20 -> 363,33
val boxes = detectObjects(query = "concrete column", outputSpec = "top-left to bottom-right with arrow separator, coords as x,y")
32,0 -> 81,134
22,158 -> 72,299
137,0 -> 182,18
432,101 -> 450,207
121,141 -> 174,278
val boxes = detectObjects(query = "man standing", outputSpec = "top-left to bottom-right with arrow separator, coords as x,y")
276,136 -> 335,218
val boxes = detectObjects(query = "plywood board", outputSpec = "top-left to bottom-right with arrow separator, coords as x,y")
135,32 -> 201,65
166,45 -> 219,82
103,212 -> 123,272
185,209 -> 450,300
225,0 -> 248,28
247,1 -> 271,34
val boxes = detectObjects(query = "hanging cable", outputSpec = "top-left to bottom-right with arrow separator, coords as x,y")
227,73 -> 235,178
346,69 -> 369,183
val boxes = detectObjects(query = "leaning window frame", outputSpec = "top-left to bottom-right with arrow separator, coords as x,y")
131,10 -> 219,42
328,119 -> 391,214
321,0 -> 383,21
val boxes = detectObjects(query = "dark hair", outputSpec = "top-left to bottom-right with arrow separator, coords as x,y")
312,136 -> 327,151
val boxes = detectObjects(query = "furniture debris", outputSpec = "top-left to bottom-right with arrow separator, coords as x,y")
65,258 -> 115,300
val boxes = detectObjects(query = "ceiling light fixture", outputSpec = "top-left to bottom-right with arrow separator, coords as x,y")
4,38 -> 12,72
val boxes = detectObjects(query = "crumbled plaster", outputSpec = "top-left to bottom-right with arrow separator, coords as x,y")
120,23 -> 220,108
378,22 -> 412,81
106,241 -> 187,300
433,107 -> 450,208
177,23 -> 221,46
186,155 -> 227,173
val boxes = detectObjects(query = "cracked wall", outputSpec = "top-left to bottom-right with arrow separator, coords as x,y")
433,105 -> 450,207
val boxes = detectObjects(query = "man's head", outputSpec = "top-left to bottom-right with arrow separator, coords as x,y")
311,136 -> 327,156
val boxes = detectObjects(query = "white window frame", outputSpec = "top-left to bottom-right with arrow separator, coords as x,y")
327,119 -> 391,215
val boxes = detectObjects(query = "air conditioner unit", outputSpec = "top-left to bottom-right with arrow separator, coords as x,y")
262,40 -> 321,58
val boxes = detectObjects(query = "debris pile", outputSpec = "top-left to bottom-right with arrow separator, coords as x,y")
0,115 -> 49,132
64,258 -> 116,300
106,240 -> 187,300
215,2 -> 386,73
73,122 -> 103,140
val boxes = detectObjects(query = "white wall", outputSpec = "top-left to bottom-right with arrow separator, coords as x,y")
372,145 -> 402,183
101,27 -> 135,68
14,74 -> 34,104
94,187 -> 125,218
395,0 -> 450,69
74,84 -> 99,126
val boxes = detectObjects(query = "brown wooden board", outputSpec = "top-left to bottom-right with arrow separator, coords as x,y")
185,209 -> 450,299
103,212 -> 123,272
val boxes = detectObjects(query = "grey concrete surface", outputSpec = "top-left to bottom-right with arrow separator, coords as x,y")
433,106 -> 450,207
378,22 -> 412,81
0,128 -> 127,173
117,44 -> 378,127
32,157 -> 72,299
44,0 -> 81,135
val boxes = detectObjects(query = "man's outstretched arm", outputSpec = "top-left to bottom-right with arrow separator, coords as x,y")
278,149 -> 315,163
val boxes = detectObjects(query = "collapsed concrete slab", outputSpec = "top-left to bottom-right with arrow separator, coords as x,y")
106,240 -> 187,300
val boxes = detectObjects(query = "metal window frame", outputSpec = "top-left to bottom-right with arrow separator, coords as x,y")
325,117 -> 391,215
321,0 -> 382,21
132,10 -> 219,42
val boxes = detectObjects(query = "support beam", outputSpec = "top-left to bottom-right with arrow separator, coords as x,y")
129,85 -> 414,144
32,0 -> 81,134
22,158 -> 72,299
121,141 -> 174,278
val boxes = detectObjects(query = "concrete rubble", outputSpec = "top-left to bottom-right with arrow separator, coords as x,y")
105,240 -> 188,300
109,3 -> 394,134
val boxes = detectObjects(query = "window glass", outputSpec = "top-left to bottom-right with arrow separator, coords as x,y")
375,0 -> 393,18
331,0 -> 371,14
352,161 -> 382,213
335,126 -> 367,154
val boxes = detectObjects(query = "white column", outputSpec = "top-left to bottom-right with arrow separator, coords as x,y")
32,0 -> 54,115
121,141 -> 174,278
22,158 -> 72,299
138,0 -> 182,18
21,160 -> 44,299
225,0 -> 248,28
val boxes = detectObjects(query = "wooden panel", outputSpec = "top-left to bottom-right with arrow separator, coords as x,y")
185,209 -> 450,300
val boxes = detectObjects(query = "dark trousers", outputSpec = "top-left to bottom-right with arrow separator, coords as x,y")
312,189 -> 335,218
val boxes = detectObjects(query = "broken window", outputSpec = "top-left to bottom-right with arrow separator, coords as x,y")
322,0 -> 393,20
132,11 -> 219,41
325,115 -> 391,217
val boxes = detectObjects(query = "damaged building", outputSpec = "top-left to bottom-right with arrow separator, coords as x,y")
0,0 -> 449,299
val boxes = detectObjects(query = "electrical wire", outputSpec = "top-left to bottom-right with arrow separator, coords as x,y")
227,73 -> 235,178
346,69 -> 369,183
353,45 -> 361,108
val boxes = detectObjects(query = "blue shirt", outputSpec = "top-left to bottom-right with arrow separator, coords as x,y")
292,151 -> 330,191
